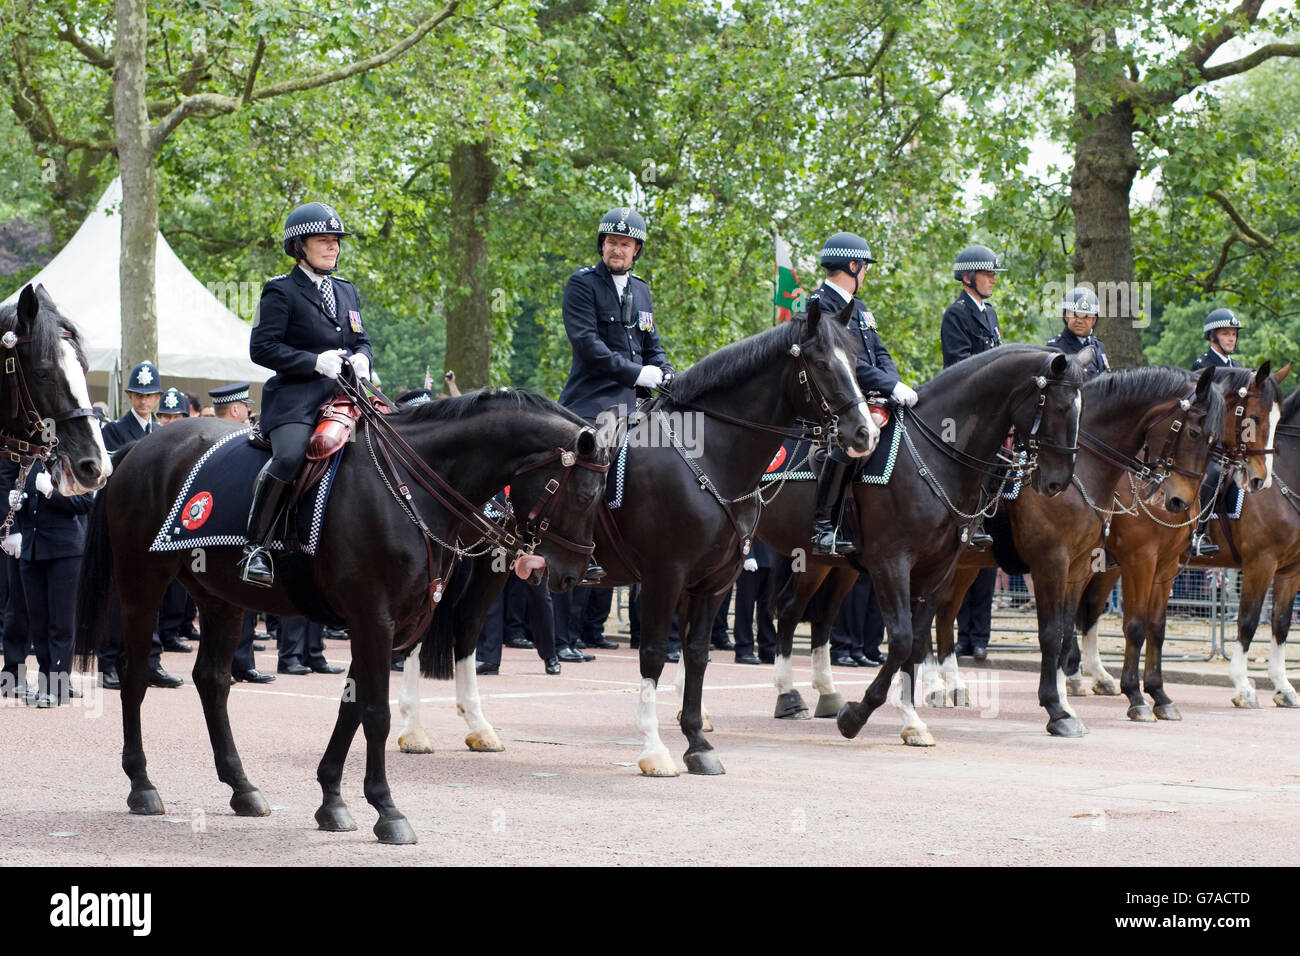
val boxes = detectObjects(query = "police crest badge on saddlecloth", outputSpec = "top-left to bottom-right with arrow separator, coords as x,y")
637,311 -> 654,332
349,310 -> 363,333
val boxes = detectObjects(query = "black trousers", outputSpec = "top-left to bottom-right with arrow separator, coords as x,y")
551,585 -> 613,651
233,610 -> 260,672
627,585 -> 681,653
278,615 -> 327,668
2,556 -> 28,677
21,555 -> 80,689
504,575 -> 556,660
957,567 -> 997,651
266,422 -> 313,483
711,587 -> 733,645
101,596 -> 163,672
830,574 -> 884,657
734,567 -> 777,660
476,592 -> 505,668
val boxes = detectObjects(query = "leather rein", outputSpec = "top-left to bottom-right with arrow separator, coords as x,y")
1077,388 -> 1206,495
0,329 -> 99,466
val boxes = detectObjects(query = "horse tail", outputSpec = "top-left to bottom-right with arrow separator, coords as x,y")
75,488 -> 113,670
420,558 -> 475,680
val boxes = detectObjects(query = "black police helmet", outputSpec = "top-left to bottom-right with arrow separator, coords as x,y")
282,202 -> 350,259
596,207 -> 647,260
1203,307 -> 1242,340
819,232 -> 876,274
953,244 -> 1007,282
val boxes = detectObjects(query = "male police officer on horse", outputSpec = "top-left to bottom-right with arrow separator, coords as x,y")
1047,286 -> 1109,375
1187,308 -> 1244,557
244,202 -> 373,587
808,232 -> 918,555
553,207 -> 674,661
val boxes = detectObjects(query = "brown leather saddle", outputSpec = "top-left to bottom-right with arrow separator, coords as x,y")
247,394 -> 380,508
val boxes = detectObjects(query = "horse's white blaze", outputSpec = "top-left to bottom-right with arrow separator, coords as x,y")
635,678 -> 670,762
57,338 -> 111,491
454,655 -> 492,734
810,644 -> 835,694
1230,640 -> 1251,698
1056,668 -> 1078,719
773,653 -> 794,695
1269,639 -> 1295,698
832,345 -> 877,458
1263,402 -> 1281,487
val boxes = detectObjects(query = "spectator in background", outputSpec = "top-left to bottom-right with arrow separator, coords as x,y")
209,382 -> 252,423
733,541 -> 778,665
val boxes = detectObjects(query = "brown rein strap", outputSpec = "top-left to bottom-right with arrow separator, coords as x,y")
1,330 -> 97,465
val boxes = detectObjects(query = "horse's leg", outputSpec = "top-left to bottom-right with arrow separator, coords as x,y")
1229,561 -> 1275,708
1075,568 -> 1121,695
1034,567 -> 1086,737
1268,572 -> 1300,708
120,596 -> 167,815
396,641 -> 434,754
635,575 -> 684,777
673,594 -> 713,733
349,622 -> 416,844
1143,582 -> 1180,720
773,565 -> 830,719
837,561 -> 912,740
456,650 -> 504,752
190,599 -> 270,816
812,568 -> 856,718
895,598 -> 936,746
932,566 -> 977,708
1116,562 -> 1157,721
680,590 -> 728,775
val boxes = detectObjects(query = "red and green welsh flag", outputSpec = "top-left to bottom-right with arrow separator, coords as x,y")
773,232 -> 803,323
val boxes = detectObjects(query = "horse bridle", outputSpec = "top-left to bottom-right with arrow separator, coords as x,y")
0,329 -> 99,466
1216,383 -> 1276,477
1078,387 -> 1211,498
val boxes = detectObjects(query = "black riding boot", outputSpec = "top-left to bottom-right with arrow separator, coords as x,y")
1191,464 -> 1220,557
240,469 -> 294,588
580,559 -> 606,584
811,457 -> 856,555
965,520 -> 993,552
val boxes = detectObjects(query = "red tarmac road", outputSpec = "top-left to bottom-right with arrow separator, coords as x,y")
2,643 -> 1297,866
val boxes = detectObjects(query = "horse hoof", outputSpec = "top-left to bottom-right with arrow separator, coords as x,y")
1153,703 -> 1181,721
1047,716 -> 1086,738
1066,677 -> 1089,698
953,687 -> 969,708
315,803 -> 358,832
1231,693 -> 1260,709
230,789 -> 271,817
900,726 -> 935,747
1093,679 -> 1120,696
1274,691 -> 1300,708
638,752 -> 678,777
774,690 -> 809,719
836,704 -> 866,739
397,731 -> 435,754
127,788 -> 165,815
683,750 -> 726,775
465,729 -> 505,752
374,816 -> 418,845
814,692 -> 846,718
1127,705 -> 1156,722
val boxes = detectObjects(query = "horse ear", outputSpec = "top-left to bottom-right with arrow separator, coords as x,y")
1049,352 -> 1069,377
575,427 -> 597,459
804,296 -> 822,338
835,296 -> 855,327
1195,365 -> 1215,400
1254,360 -> 1272,388
16,284 -> 38,333
1274,363 -> 1292,386
1074,346 -> 1095,371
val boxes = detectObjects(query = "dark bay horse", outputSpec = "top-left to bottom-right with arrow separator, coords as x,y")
0,284 -> 112,495
756,346 -> 1086,744
394,298 -> 880,774
1072,364 -> 1284,722
930,365 -> 1223,733
74,389 -> 612,844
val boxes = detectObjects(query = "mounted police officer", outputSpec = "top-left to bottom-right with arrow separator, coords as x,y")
244,202 -> 373,587
101,360 -> 162,452
1047,286 -> 1109,375
808,232 -> 918,555
553,207 -> 674,661
1188,308 -> 1243,557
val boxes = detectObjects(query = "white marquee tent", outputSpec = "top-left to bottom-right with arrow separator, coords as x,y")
3,177 -> 269,413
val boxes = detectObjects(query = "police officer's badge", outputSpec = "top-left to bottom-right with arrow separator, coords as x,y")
349,310 -> 363,333
136,366 -> 154,386
860,310 -> 877,331
637,311 -> 654,332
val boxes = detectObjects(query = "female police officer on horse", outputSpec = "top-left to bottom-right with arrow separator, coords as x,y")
242,202 -> 373,587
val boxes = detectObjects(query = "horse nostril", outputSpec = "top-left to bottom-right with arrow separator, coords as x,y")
1168,497 -> 1186,512
1251,477 -> 1265,491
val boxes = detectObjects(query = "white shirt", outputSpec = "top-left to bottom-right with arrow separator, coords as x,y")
130,409 -> 152,434
964,289 -> 986,312
298,262 -> 327,288
823,277 -> 855,305
611,272 -> 629,298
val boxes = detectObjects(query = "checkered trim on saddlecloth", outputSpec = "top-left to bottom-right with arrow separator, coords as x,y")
761,417 -> 903,487
606,430 -> 631,509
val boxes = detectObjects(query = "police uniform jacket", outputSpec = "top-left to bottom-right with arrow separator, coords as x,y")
251,267 -> 373,433
557,261 -> 673,422
941,291 -> 1001,368
0,461 -> 92,562
1047,328 -> 1110,375
100,411 -> 153,455
1191,348 -> 1242,371
810,281 -> 900,396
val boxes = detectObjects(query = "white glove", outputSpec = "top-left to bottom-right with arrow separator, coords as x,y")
34,471 -> 54,498
743,557 -> 758,573
7,489 -> 23,510
891,381 -> 919,407
635,365 -> 664,389
314,349 -> 347,380
349,353 -> 371,381
1,533 -> 20,558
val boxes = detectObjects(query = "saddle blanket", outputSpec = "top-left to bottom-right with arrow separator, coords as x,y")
760,410 -> 901,485
148,427 -> 342,556
1211,484 -> 1245,520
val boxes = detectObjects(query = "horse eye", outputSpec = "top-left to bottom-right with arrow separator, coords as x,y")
1188,426 -> 1202,439
814,360 -> 829,371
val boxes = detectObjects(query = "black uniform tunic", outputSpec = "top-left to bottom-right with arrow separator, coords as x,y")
1046,328 -> 1110,375
941,290 -> 1001,368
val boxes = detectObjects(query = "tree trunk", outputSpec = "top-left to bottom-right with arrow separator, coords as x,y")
1069,43 -> 1143,368
113,0 -> 158,372
445,139 -> 497,388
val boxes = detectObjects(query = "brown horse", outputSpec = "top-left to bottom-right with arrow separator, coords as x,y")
1072,364 -> 1285,722
930,365 -> 1224,735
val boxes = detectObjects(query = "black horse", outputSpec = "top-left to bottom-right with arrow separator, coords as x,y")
395,297 -> 879,774
0,284 -> 112,495
74,388 -> 612,844
756,346 -> 1086,743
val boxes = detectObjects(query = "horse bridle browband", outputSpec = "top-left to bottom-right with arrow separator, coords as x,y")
0,329 -> 99,466
1078,387 -> 1207,493
1218,382 -> 1275,472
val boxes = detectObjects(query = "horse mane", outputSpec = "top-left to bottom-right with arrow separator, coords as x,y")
397,386 -> 587,428
668,317 -> 854,406
1283,384 -> 1300,423
0,287 -> 89,370
921,344 -> 1089,394
1213,364 -> 1282,409
1085,364 -> 1225,437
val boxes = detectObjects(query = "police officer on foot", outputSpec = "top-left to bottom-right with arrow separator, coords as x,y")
1188,308 -> 1243,556
101,361 -> 162,452
1047,286 -> 1109,375
245,202 -> 372,587
808,232 -> 917,555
